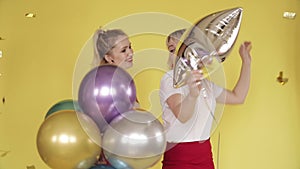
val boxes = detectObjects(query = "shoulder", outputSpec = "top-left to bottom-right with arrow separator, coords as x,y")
160,70 -> 173,84
161,70 -> 173,80
160,70 -> 175,91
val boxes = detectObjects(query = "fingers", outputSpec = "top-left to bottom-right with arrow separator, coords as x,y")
191,70 -> 203,81
243,41 -> 252,52
187,70 -> 203,97
246,42 -> 252,51
189,70 -> 203,87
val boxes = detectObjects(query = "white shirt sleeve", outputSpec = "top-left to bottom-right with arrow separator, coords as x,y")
159,71 -> 183,105
212,81 -> 224,98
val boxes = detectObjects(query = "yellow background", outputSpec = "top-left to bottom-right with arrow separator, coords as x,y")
0,0 -> 299,169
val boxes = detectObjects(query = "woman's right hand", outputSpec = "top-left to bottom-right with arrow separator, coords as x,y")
186,70 -> 203,98
166,69 -> 203,123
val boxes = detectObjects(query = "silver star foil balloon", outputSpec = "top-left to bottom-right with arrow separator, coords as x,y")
173,7 -> 243,88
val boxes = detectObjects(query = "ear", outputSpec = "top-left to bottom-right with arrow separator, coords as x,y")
104,54 -> 114,64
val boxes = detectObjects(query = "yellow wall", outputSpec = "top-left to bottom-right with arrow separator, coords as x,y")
0,0 -> 299,169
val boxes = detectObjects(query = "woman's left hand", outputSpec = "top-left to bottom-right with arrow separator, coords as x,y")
239,41 -> 252,64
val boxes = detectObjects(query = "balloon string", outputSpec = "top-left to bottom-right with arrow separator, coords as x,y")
201,82 -> 220,169
201,81 -> 217,124
217,131 -> 221,169
96,149 -> 109,165
204,97 -> 217,124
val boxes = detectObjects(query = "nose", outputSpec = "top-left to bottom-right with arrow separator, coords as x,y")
128,48 -> 133,57
169,52 -> 176,59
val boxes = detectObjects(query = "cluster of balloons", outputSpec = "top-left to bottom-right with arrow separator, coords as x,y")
36,65 -> 166,169
36,7 -> 243,169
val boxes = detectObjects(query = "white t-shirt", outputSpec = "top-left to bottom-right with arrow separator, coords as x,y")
160,70 -> 223,143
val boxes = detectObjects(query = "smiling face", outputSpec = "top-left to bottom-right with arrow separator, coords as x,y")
105,35 -> 134,69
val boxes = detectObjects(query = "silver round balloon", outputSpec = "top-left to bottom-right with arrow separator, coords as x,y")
102,110 -> 166,169
173,7 -> 243,88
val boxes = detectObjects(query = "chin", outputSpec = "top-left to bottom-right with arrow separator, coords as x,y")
122,63 -> 133,69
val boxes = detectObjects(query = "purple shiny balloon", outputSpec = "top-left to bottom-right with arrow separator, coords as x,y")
78,65 -> 136,133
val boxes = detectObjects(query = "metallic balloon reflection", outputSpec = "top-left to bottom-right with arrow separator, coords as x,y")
45,99 -> 81,119
102,110 -> 166,169
78,65 -> 137,133
173,7 -> 243,88
36,110 -> 101,169
195,7 -> 243,62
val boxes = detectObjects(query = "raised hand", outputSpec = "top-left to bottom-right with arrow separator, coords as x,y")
239,41 -> 252,64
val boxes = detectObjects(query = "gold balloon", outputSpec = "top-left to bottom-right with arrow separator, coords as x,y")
36,110 -> 101,169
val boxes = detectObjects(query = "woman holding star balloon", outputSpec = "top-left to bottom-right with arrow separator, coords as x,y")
160,8 -> 252,169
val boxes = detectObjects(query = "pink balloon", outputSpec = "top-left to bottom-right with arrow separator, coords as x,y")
78,65 -> 136,133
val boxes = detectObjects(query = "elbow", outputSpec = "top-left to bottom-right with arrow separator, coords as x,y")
171,107 -> 193,123
236,100 -> 245,104
227,92 -> 248,104
234,97 -> 246,104
178,118 -> 189,123
176,115 -> 190,123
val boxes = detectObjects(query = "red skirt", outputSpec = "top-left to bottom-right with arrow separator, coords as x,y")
162,139 -> 215,169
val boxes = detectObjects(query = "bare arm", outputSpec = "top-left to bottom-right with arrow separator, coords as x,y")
166,70 -> 202,123
217,41 -> 252,104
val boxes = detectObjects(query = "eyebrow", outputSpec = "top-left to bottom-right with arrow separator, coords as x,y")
168,45 -> 175,50
119,43 -> 131,51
